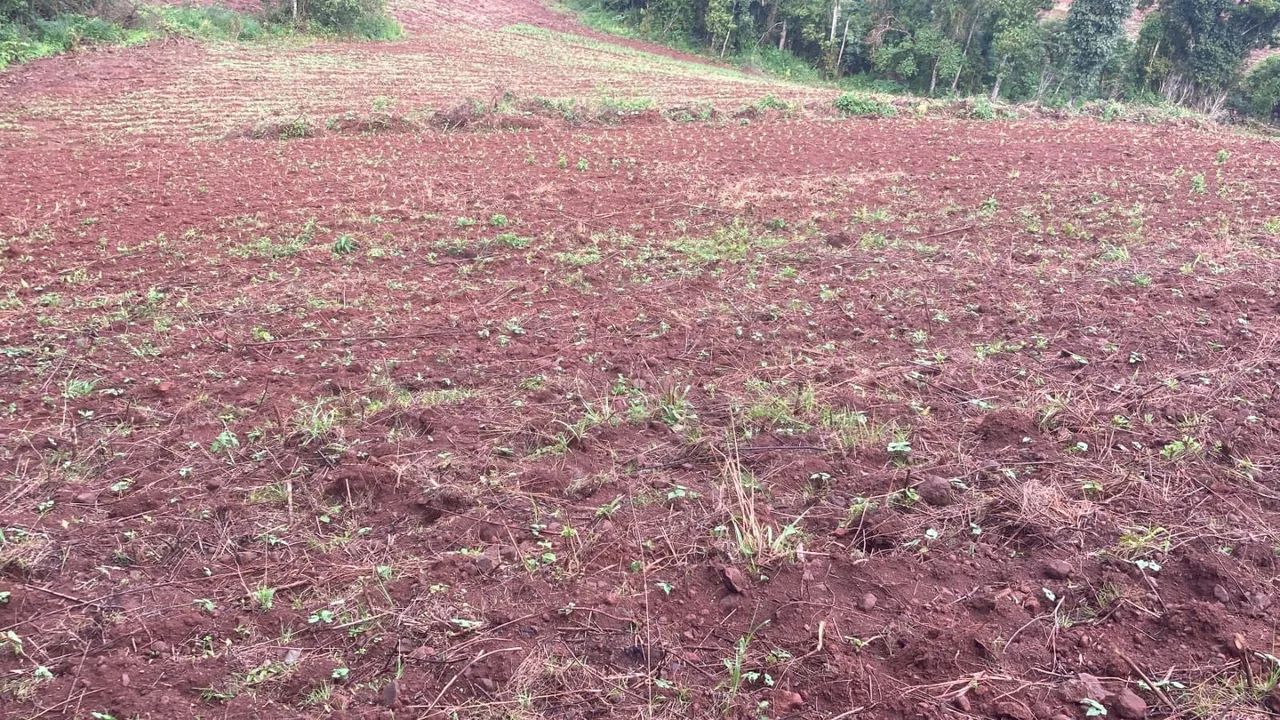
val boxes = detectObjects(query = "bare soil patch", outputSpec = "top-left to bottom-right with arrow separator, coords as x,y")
2,2 -> 1280,720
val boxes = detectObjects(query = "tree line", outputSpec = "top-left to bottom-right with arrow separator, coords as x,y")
1,0 -> 398,69
588,0 -> 1280,121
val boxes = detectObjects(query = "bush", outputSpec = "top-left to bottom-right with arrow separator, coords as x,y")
735,45 -> 821,83
33,14 -> 126,47
754,93 -> 791,112
272,0 -> 400,39
1237,56 -> 1280,124
1,13 -> 145,69
352,10 -> 399,40
834,92 -> 896,118
141,5 -> 268,41
969,96 -> 996,120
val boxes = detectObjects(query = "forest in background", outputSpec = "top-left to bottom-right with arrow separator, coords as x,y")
573,0 -> 1280,122
3,0 -> 1280,123
0,0 -> 399,69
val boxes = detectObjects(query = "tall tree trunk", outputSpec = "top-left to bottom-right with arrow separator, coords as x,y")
779,20 -> 786,51
830,0 -> 839,43
721,31 -> 731,58
929,58 -> 939,95
835,18 -> 850,77
951,13 -> 979,93
990,56 -> 1007,101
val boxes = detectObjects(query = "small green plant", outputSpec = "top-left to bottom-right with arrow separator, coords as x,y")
275,116 -> 315,140
1,630 -> 23,656
1160,435 -> 1202,461
251,585 -> 276,611
722,634 -> 753,700
63,378 -> 96,399
332,234 -> 357,255
1116,526 -> 1170,559
308,608 -> 337,624
1080,697 -> 1108,716
970,97 -> 996,120
666,484 -> 698,502
1190,173 -> 1207,194
835,92 -> 896,118
754,94 -> 791,112
293,399 -> 339,445
1099,243 -> 1130,262
495,232 -> 530,248
210,429 -> 240,456
596,496 -> 624,518
886,435 -> 912,465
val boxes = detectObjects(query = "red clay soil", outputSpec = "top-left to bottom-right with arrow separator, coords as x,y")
2,3 -> 1280,720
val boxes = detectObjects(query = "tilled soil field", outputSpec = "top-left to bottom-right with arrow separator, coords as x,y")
2,2 -> 1280,720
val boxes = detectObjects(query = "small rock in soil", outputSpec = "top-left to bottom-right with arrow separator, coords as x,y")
721,566 -> 750,594
772,690 -> 804,712
1043,559 -> 1073,580
860,593 -> 878,611
1213,584 -> 1230,603
1061,673 -> 1111,703
380,679 -> 399,707
915,476 -> 956,506
1111,687 -> 1148,719
1263,685 -> 1280,713
474,545 -> 500,573
993,700 -> 1034,720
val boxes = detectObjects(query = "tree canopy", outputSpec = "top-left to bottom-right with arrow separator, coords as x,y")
585,0 -> 1280,118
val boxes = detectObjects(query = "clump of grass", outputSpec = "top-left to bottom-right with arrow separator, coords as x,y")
969,96 -> 997,120
835,92 -> 896,118
140,5 -> 270,41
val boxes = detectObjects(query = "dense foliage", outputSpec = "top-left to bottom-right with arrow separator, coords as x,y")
266,0 -> 401,39
581,0 -> 1280,119
1,0 -> 398,68
1238,55 -> 1280,121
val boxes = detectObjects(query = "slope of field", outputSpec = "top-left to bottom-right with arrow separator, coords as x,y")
0,0 -> 830,142
2,2 -> 1280,720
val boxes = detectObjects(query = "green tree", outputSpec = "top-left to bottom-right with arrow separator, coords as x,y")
1133,0 -> 1280,111
1237,56 -> 1280,123
1063,0 -> 1135,97
983,0 -> 1052,100
704,0 -> 736,55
